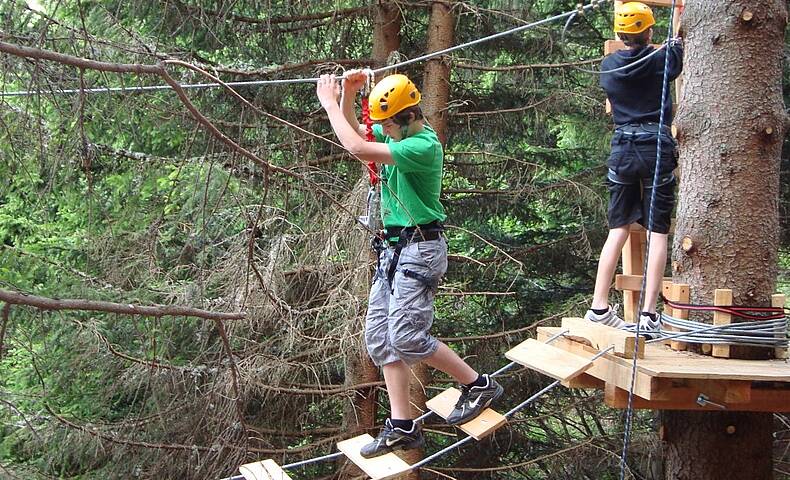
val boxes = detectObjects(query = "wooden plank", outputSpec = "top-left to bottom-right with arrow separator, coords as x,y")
712,289 -> 733,358
605,383 -> 790,413
505,338 -> 594,381
240,460 -> 293,480
562,317 -> 645,359
621,227 -> 646,323
773,294 -> 787,359
651,378 -> 752,404
616,274 -> 672,292
563,372 -> 606,389
337,435 -> 412,480
426,388 -> 507,440
669,283 -> 689,351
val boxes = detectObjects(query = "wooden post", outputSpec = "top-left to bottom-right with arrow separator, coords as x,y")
621,225 -> 646,323
711,289 -> 733,358
669,283 -> 689,351
773,294 -> 787,360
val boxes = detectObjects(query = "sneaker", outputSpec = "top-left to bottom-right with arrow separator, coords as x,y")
359,419 -> 425,459
446,374 -> 504,426
584,304 -> 627,329
637,313 -> 662,339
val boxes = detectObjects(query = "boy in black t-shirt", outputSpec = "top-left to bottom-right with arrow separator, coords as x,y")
584,2 -> 683,336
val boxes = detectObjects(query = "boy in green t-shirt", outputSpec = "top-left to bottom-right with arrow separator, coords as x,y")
317,71 -> 503,458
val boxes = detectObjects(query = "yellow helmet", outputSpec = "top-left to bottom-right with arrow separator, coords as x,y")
368,74 -> 421,121
614,2 -> 655,34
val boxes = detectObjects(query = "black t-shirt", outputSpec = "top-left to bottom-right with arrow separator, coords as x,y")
600,43 -> 684,126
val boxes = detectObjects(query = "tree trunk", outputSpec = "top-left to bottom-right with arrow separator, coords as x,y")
373,0 -> 401,66
664,1 -> 787,479
422,1 -> 454,145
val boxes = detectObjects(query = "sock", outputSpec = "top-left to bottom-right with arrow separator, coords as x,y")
465,374 -> 488,388
390,418 -> 414,431
592,307 -> 609,316
641,311 -> 657,321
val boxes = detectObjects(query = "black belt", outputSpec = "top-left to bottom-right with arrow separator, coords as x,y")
381,221 -> 445,291
608,168 -> 675,189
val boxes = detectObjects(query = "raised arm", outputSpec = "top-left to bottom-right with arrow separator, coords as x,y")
317,74 -> 394,165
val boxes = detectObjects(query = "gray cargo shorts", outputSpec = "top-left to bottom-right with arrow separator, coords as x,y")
365,238 -> 448,366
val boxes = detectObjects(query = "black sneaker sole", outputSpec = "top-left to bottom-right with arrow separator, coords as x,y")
359,435 -> 426,459
447,383 -> 505,426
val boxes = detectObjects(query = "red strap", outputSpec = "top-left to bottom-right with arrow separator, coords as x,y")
361,97 -> 379,186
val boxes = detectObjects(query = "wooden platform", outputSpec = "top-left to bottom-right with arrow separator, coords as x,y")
337,434 -> 412,480
426,387 -> 507,440
537,325 -> 790,412
239,459 -> 293,480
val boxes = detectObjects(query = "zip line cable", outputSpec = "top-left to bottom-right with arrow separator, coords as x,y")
619,1 -> 678,478
1,0 -> 611,98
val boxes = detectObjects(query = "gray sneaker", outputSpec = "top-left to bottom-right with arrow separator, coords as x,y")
637,313 -> 662,339
584,304 -> 626,329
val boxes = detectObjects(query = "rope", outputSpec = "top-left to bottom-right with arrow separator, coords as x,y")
661,295 -> 787,320
1,0 -> 612,98
619,1 -> 678,478
654,313 -> 788,348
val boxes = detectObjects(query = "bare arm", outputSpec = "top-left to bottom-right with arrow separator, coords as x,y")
318,75 -> 394,165
340,69 -> 370,139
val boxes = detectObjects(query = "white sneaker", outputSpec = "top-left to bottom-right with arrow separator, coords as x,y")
638,313 -> 662,339
584,304 -> 626,329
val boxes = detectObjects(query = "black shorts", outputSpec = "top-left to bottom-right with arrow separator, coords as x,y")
607,177 -> 675,234
606,123 -> 677,234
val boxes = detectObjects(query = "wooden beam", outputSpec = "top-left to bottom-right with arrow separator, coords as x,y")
605,383 -> 790,412
561,317 -> 645,359
337,435 -> 412,480
651,378 -> 752,404
620,226 -> 646,323
240,460 -> 294,480
616,274 -> 672,292
773,294 -> 787,359
505,338 -> 594,381
712,289 -> 733,358
563,372 -> 606,389
426,388 -> 506,440
668,283 -> 690,351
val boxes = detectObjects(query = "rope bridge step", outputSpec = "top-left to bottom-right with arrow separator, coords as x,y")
425,388 -> 507,440
336,435 -> 411,480
239,460 -> 293,480
505,338 -> 593,382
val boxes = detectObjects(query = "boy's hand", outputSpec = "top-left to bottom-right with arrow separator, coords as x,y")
342,69 -> 369,94
316,74 -> 340,109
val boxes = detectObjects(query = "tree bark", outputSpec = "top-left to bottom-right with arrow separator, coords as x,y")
372,0 -> 401,65
422,1 -> 454,145
665,1 -> 787,479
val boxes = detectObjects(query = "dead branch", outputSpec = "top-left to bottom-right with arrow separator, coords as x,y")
0,288 -> 245,320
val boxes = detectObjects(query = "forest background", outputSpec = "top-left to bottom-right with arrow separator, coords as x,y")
0,0 -> 788,479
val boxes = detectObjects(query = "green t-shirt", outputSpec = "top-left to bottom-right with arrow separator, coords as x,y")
372,123 -> 447,228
